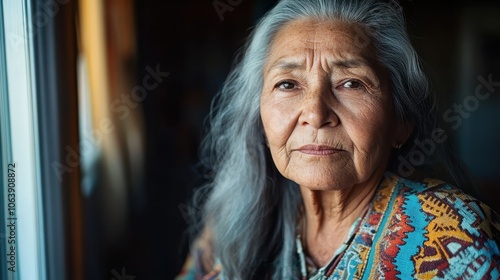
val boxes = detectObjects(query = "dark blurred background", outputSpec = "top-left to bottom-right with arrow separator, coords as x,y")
71,0 -> 500,279
131,1 -> 279,279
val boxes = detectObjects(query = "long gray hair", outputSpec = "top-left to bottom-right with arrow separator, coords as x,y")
194,0 -> 437,278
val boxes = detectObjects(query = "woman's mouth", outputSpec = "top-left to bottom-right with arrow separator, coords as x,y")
297,145 -> 342,155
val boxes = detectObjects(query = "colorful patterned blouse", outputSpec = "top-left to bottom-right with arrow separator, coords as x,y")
176,173 -> 500,279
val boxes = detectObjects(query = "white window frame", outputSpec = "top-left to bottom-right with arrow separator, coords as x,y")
1,0 -> 47,279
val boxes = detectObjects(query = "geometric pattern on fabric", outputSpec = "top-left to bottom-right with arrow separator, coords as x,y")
175,173 -> 500,279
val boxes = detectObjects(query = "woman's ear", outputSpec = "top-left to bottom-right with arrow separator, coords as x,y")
393,120 -> 414,148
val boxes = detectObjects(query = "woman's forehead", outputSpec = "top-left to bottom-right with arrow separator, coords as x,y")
265,19 -> 378,73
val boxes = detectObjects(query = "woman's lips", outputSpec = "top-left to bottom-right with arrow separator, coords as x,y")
297,145 -> 342,155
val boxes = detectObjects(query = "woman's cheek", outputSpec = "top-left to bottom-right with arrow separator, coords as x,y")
281,113 -> 300,147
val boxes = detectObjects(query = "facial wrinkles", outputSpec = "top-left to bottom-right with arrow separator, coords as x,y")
266,34 -> 381,94
261,20 -> 394,190
288,28 -> 382,105
302,28 -> 347,75
298,33 -> 339,141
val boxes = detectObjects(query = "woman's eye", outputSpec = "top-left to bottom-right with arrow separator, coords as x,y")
276,81 -> 297,90
342,80 -> 363,89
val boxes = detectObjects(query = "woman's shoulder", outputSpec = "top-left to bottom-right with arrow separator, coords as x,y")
373,173 -> 500,279
393,175 -> 500,229
175,227 -> 222,280
389,174 -> 500,237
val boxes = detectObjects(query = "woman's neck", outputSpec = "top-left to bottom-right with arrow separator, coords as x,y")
299,173 -> 383,266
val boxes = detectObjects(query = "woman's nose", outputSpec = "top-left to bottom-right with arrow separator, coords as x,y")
298,86 -> 339,129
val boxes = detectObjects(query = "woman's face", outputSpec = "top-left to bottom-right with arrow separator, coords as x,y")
260,20 -> 403,191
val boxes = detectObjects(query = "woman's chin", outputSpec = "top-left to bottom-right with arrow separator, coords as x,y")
292,176 -> 355,192
282,164 -> 356,191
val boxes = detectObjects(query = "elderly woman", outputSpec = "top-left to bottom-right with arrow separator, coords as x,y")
176,0 -> 500,279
